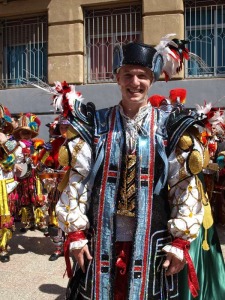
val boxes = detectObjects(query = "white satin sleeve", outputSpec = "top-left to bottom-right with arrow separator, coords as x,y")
55,137 -> 92,250
162,133 -> 205,260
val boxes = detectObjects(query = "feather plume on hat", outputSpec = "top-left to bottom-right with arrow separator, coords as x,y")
169,88 -> 187,104
148,94 -> 166,107
154,33 -> 190,82
52,81 -> 83,118
196,101 -> 225,138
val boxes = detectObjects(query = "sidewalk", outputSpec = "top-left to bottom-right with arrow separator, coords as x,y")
0,223 -> 68,300
1,223 -> 225,300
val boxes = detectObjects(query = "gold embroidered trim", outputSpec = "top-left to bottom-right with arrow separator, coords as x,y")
58,146 -> 69,166
188,150 -> 203,174
71,140 -> 85,167
177,132 -> 193,150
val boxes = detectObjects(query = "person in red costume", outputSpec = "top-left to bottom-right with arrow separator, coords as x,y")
12,113 -> 42,233
38,116 -> 69,261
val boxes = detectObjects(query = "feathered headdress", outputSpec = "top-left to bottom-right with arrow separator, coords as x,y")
196,101 -> 225,137
154,33 -> 189,82
113,33 -> 189,82
19,73 -> 83,119
169,88 -> 187,104
52,81 -> 83,118
148,94 -> 166,107
0,104 -> 13,134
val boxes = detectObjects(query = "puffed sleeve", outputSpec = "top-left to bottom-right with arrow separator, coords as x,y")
56,136 -> 92,250
163,127 -> 206,260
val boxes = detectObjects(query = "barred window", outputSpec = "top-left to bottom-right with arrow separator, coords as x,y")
85,5 -> 142,83
0,15 -> 48,88
185,0 -> 225,78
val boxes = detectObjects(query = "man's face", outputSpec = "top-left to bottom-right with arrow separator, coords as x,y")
19,129 -> 32,140
59,124 -> 69,137
116,65 -> 153,107
11,118 -> 19,129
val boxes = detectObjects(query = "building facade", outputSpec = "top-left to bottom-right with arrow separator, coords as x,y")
0,0 -> 224,139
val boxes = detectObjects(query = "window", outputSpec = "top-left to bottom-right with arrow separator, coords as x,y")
0,15 -> 48,88
85,5 -> 142,83
185,0 -> 225,78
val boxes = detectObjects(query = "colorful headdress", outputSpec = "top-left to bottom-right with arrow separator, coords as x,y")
148,94 -> 166,108
169,88 -> 187,104
13,113 -> 41,139
52,81 -> 83,118
196,102 -> 225,139
0,104 -> 13,134
113,33 -> 189,82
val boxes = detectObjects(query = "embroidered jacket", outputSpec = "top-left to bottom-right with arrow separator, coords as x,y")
56,103 -> 205,299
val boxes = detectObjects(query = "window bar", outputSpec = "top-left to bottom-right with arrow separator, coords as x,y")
194,6 -> 197,71
106,13 -> 109,79
214,6 -> 218,76
222,5 -> 224,69
33,22 -> 36,77
97,16 -> 99,81
210,6 -> 213,75
92,14 -> 95,81
100,16 -> 105,79
38,22 -> 40,79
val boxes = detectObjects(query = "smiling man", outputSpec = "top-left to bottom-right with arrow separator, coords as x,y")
56,38 -> 206,300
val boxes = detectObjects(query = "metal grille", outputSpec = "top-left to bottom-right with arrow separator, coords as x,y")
85,5 -> 142,83
0,15 -> 48,88
185,0 -> 225,78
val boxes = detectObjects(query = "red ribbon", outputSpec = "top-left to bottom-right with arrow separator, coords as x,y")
115,250 -> 127,275
63,231 -> 86,278
172,238 -> 199,298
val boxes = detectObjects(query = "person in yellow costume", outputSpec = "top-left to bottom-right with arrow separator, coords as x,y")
0,104 -> 23,262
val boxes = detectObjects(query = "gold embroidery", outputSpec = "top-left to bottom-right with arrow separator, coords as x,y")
58,146 -> 69,166
117,154 -> 136,217
175,148 -> 187,180
71,140 -> 85,167
177,132 -> 193,150
188,150 -> 203,174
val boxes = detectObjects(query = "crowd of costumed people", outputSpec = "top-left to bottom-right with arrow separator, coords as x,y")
0,33 -> 225,300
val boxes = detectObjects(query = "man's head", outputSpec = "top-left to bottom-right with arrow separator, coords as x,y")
113,42 -> 164,112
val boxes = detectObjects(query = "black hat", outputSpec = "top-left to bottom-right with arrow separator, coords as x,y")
113,42 -> 164,81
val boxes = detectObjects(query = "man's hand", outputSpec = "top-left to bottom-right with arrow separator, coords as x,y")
163,253 -> 186,276
0,132 -> 7,143
14,163 -> 23,177
72,244 -> 93,273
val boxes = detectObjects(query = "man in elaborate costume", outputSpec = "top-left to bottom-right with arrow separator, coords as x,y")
55,35 -> 208,299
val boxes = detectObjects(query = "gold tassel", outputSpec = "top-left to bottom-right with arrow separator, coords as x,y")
57,168 -> 70,192
0,228 -> 12,248
34,207 -> 44,225
19,207 -> 29,224
36,176 -> 41,196
50,211 -> 58,227
202,200 -> 214,251
41,151 -> 50,164
196,176 -> 213,250
0,179 -> 13,216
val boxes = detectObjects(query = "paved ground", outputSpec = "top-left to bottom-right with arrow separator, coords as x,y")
1,223 -> 225,300
0,222 -> 68,300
